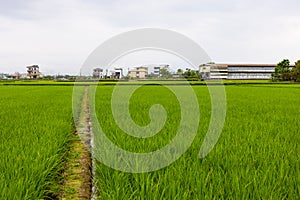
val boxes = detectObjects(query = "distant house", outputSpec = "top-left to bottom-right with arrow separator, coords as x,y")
0,73 -> 8,80
153,64 -> 169,77
20,73 -> 27,79
132,64 -> 169,77
128,70 -> 136,78
27,65 -> 40,79
128,67 -> 148,79
93,68 -> 104,79
114,68 -> 123,79
7,73 -> 21,80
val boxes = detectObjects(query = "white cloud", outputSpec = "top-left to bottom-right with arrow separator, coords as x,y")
0,0 -> 300,74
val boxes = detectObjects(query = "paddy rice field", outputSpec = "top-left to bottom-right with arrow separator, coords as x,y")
0,82 -> 299,199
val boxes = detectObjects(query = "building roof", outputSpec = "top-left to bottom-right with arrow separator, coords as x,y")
136,67 -> 148,70
27,65 -> 39,68
223,63 -> 276,67
203,63 -> 295,68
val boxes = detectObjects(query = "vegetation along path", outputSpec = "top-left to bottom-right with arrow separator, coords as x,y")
60,86 -> 93,199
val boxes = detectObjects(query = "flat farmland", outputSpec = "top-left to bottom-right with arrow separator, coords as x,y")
94,84 -> 300,199
0,83 -> 299,199
0,86 -> 74,199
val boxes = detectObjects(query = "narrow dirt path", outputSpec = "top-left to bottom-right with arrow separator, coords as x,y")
59,86 -> 93,199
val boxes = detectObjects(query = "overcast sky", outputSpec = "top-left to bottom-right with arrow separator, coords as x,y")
1,0 -> 300,75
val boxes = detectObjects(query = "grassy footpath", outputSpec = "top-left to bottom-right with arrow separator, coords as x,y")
59,134 -> 91,199
93,85 -> 300,199
60,86 -> 92,199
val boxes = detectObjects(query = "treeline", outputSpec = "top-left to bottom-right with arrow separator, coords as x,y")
272,59 -> 300,82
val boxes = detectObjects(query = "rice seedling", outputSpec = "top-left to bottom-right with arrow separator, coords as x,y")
93,84 -> 300,199
1,83 -> 299,199
0,86 -> 74,199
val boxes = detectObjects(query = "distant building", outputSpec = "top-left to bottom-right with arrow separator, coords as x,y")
133,64 -> 170,77
199,65 -> 211,79
153,66 -> 160,76
128,70 -> 137,78
27,65 -> 40,79
153,64 -> 169,77
114,68 -> 123,79
7,72 -> 21,80
0,73 -> 8,80
93,68 -> 104,79
199,63 -> 294,80
20,73 -> 27,79
199,64 -> 227,79
128,67 -> 148,79
227,64 -> 274,79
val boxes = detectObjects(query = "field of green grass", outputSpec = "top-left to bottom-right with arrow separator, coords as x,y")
0,86 -> 74,199
0,82 -> 299,199
1,79 -> 294,86
93,84 -> 300,199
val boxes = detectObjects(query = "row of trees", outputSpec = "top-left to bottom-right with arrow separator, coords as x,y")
272,59 -> 300,82
158,67 -> 200,79
181,68 -> 200,79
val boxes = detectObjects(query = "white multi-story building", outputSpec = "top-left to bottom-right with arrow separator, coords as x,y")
199,63 -> 294,80
93,68 -> 104,79
153,64 -> 169,77
27,65 -> 40,79
114,68 -> 123,79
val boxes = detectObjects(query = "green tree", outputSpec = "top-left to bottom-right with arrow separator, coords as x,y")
272,59 -> 291,81
42,75 -> 53,80
291,60 -> 300,82
182,68 -> 200,80
160,67 -> 172,79
177,68 -> 183,74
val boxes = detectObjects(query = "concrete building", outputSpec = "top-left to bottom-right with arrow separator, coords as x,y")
199,65 -> 211,79
27,65 -> 40,79
7,73 -> 21,80
128,67 -> 148,79
128,70 -> 137,78
0,73 -> 8,80
114,68 -> 123,79
93,68 -> 104,79
20,73 -> 27,79
153,64 -> 169,77
227,64 -> 275,79
93,67 -> 123,79
199,63 -> 293,80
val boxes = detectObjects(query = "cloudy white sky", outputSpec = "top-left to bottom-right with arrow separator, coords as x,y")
0,0 -> 300,75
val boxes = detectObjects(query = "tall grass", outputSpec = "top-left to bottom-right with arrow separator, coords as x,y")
94,85 -> 300,199
0,86 -> 73,199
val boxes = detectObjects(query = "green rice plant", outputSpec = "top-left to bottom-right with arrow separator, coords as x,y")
0,86 -> 74,199
93,85 -> 300,199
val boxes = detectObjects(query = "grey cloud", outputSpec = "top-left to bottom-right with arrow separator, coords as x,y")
0,0 -> 300,74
